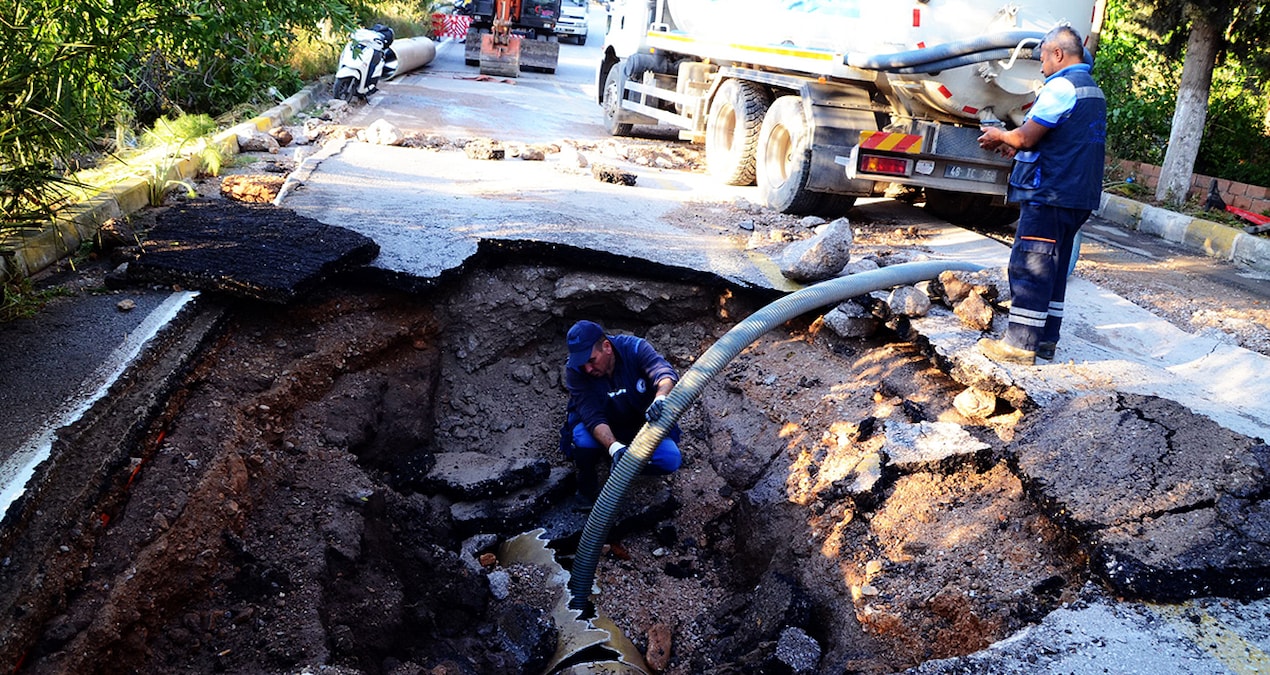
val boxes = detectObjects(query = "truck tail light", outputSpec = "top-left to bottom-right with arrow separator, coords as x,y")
859,154 -> 911,176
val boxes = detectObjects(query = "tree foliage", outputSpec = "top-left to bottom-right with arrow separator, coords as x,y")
0,0 -> 359,229
127,0 -> 359,124
1098,1 -> 1270,193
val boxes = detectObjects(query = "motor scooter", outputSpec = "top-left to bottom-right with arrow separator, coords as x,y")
332,24 -> 397,101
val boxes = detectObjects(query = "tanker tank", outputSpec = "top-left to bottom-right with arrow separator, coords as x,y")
662,0 -> 1098,126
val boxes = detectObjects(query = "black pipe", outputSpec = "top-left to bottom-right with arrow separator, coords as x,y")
890,47 -> 1039,75
846,31 -> 1044,71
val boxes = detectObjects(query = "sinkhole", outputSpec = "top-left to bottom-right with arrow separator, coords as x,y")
4,260 -> 1084,675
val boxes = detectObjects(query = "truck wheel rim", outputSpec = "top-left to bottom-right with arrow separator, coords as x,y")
765,125 -> 793,185
711,103 -> 738,156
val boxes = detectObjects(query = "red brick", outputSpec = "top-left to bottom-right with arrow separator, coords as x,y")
1246,184 -> 1269,200
1233,195 -> 1253,211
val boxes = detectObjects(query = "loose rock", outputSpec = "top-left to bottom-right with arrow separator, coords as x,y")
592,163 -> 637,186
935,268 -> 1006,305
464,138 -> 505,160
953,387 -> 998,420
362,118 -> 405,146
220,174 -> 286,204
236,131 -> 280,154
888,285 -> 932,317
775,626 -> 821,673
953,290 -> 997,331
779,217 -> 853,282
268,127 -> 294,146
645,623 -> 673,671
821,301 -> 880,339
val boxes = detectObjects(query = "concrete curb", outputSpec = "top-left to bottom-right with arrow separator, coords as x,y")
0,82 -> 328,282
1095,192 -> 1270,274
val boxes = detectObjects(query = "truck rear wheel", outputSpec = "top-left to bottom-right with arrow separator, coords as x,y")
924,189 -> 1019,229
757,96 -> 823,215
706,79 -> 771,186
602,64 -> 633,137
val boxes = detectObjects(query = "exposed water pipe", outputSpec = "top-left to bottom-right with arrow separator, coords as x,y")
566,260 -> 984,610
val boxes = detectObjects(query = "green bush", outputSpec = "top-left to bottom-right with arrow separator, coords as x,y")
1198,69 -> 1270,187
0,0 -> 391,235
127,0 -> 359,124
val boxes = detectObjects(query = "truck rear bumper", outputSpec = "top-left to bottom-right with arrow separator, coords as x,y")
841,126 -> 1011,197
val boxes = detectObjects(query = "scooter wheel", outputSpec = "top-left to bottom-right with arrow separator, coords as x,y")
332,77 -> 356,102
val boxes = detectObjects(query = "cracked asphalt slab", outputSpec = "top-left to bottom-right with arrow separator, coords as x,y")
285,137 -> 782,290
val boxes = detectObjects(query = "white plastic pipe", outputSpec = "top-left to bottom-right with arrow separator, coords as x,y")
391,37 -> 437,77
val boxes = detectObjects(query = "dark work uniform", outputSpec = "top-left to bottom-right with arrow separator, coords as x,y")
1002,62 -> 1106,351
560,334 -> 681,499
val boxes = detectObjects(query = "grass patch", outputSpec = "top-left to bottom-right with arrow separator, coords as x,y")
1,278 -> 75,322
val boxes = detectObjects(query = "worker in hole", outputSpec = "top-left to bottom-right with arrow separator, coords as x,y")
975,23 -> 1107,365
559,320 -> 682,505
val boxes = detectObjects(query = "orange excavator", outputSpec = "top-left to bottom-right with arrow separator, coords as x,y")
457,0 -> 561,77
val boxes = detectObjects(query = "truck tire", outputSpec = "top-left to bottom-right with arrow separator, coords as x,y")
757,96 -> 823,215
706,79 -> 771,186
602,64 -> 634,137
924,189 -> 1019,229
818,193 -> 858,217
464,28 -> 481,67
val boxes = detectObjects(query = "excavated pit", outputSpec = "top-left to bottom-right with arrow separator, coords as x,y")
0,258 -> 1094,675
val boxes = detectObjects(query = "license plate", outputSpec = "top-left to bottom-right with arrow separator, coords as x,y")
943,165 -> 1000,183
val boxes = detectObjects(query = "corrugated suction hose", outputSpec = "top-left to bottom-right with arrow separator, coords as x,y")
567,259 -> 984,610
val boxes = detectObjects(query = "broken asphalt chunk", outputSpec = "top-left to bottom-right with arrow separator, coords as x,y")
128,199 -> 379,303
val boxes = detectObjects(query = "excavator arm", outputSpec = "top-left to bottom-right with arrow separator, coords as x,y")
480,0 -> 524,76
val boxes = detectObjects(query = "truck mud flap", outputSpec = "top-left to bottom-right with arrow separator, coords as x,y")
809,142 -> 880,197
803,83 -> 882,196
517,38 -> 560,73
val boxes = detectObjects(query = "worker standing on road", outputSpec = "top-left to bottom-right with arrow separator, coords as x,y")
559,320 -> 683,506
975,24 -> 1106,365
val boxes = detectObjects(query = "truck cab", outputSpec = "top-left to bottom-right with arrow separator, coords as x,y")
556,0 -> 589,45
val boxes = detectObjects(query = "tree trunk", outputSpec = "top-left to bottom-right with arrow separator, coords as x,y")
1155,6 -> 1222,206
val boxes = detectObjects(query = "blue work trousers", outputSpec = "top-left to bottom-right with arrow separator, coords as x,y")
570,422 -> 681,499
1003,202 -> 1091,351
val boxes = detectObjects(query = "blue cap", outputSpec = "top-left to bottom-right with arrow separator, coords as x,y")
566,320 -> 605,370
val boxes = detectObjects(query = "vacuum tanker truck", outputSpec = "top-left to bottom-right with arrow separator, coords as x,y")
597,0 -> 1105,221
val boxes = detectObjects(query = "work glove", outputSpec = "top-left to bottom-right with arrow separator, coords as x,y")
608,441 -> 627,459
645,395 -> 667,423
